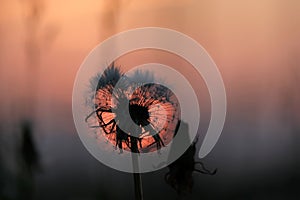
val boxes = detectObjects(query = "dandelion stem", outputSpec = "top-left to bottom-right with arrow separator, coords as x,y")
131,139 -> 143,200
133,172 -> 143,200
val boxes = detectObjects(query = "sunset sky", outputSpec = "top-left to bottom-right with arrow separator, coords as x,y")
0,0 -> 300,199
1,0 -> 299,111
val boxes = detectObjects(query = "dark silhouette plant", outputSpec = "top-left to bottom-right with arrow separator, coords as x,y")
86,63 -> 180,153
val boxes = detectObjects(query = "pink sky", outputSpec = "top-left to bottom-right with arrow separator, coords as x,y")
0,0 -> 299,125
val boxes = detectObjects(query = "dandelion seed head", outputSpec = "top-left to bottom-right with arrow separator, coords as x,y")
86,63 -> 181,153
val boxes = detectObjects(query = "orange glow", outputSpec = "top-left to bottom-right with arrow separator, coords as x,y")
0,0 -> 299,129
91,72 -> 181,153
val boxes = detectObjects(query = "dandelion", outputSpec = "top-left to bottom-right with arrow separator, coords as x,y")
85,62 -> 181,154
85,62 -> 182,200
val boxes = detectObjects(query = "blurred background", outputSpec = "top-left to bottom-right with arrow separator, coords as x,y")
0,0 -> 299,199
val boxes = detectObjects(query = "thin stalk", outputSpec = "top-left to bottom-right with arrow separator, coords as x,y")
133,172 -> 143,200
131,137 -> 143,200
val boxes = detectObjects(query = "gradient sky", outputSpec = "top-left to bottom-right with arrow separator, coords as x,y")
0,0 -> 299,147
1,1 -> 300,199
1,0 -> 299,108
0,0 -> 300,162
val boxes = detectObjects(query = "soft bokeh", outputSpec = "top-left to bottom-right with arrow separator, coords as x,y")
0,0 -> 299,199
